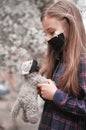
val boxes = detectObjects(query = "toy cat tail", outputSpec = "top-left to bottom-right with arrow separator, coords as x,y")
11,99 -> 21,119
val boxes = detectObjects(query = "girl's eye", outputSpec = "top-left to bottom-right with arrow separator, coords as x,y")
43,31 -> 55,37
49,32 -> 55,35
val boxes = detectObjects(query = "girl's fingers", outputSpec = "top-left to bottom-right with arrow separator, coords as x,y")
47,79 -> 54,85
37,84 -> 45,91
47,79 -> 52,84
37,84 -> 42,88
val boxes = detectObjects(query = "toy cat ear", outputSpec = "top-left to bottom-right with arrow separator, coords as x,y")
33,60 -> 38,65
29,60 -> 39,73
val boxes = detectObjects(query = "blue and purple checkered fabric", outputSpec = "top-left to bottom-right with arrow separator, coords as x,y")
38,54 -> 86,130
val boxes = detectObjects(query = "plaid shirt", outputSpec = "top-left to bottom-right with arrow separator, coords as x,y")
38,55 -> 86,130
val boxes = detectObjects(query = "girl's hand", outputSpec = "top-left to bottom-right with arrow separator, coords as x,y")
37,79 -> 57,100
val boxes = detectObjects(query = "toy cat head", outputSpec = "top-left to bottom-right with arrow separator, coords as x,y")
21,60 -> 39,75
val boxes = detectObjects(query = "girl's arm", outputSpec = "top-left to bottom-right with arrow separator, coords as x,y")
53,58 -> 86,117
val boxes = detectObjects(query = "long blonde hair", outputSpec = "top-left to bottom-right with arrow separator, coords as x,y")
40,0 -> 86,97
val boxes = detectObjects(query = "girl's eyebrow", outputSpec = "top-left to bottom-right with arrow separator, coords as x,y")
46,27 -> 54,32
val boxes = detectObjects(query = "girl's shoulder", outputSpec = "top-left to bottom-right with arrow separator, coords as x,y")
80,52 -> 86,62
79,53 -> 86,70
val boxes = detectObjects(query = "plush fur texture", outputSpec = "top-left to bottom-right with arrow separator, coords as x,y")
11,60 -> 47,124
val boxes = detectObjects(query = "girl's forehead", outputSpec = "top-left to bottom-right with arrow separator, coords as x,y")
42,16 -> 63,31
42,16 -> 59,25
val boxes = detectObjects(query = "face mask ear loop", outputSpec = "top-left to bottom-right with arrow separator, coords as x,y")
53,8 -> 71,38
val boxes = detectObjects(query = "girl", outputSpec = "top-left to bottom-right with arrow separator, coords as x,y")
37,0 -> 86,130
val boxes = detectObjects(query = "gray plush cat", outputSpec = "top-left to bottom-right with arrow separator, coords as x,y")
11,60 -> 47,124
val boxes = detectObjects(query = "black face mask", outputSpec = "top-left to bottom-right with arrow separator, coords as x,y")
48,33 -> 65,52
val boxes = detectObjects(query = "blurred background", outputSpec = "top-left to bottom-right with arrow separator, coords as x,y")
0,0 -> 86,130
